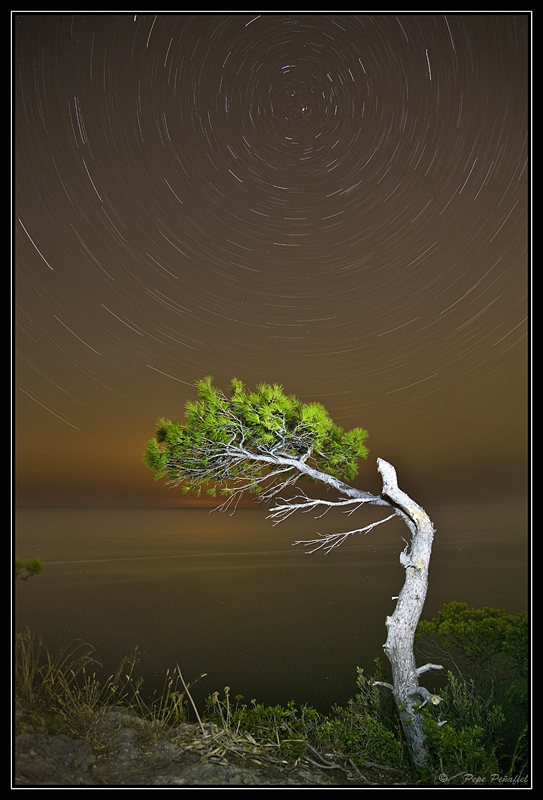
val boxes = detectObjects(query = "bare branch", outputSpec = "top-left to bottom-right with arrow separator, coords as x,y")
411,686 -> 443,707
266,492 -> 375,524
416,663 -> 444,677
225,444 -> 388,505
293,513 -> 397,554
373,681 -> 394,692
210,466 -> 298,513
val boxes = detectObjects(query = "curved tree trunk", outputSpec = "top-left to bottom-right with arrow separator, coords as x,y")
375,458 -> 441,771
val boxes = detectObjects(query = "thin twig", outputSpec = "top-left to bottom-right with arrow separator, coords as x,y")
177,666 -> 205,735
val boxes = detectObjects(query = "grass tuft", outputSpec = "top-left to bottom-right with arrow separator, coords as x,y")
14,630 -> 205,751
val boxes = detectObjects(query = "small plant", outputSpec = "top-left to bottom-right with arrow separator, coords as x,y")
205,688 -> 321,761
129,666 -> 206,740
15,629 -> 100,709
313,661 -> 409,769
15,630 -> 143,748
423,716 -> 496,777
419,671 -> 506,776
506,726 -> 529,778
15,556 -> 43,580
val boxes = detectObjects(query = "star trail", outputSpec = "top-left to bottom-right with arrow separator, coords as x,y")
14,13 -> 529,509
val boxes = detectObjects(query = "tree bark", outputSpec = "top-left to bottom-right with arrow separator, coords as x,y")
376,458 -> 440,771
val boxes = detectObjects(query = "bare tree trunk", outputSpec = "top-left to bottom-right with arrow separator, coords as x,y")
375,458 -> 441,771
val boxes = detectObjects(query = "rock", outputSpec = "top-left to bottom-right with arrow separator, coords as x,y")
13,705 -> 366,787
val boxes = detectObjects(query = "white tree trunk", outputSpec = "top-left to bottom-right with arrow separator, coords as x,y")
376,458 -> 440,770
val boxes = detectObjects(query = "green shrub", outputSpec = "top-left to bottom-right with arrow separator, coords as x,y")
316,660 -> 408,768
416,603 -> 529,774
205,688 -> 321,761
420,671 -> 505,775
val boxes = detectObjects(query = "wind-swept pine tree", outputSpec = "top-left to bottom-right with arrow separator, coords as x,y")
145,377 -> 441,770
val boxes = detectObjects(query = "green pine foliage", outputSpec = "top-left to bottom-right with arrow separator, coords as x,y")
143,377 -> 369,494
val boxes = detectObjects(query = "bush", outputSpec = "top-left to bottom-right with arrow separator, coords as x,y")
314,660 -> 408,768
205,688 -> 321,761
415,603 -> 529,776
420,671 -> 505,775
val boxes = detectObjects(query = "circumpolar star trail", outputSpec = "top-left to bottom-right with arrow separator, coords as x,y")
14,13 -> 529,507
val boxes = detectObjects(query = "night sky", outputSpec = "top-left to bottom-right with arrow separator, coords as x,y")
14,13 -> 529,512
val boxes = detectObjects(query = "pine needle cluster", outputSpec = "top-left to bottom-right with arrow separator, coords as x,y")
143,377 -> 369,499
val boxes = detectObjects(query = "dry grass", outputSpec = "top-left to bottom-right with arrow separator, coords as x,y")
13,630 -> 206,751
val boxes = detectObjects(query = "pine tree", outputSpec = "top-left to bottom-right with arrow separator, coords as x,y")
144,377 -> 441,770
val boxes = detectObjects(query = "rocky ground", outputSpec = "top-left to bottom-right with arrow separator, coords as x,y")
13,704 -> 424,787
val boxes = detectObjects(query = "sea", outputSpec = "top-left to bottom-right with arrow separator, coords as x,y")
14,503 -> 528,715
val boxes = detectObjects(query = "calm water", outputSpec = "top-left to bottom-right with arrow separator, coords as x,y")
14,504 -> 528,714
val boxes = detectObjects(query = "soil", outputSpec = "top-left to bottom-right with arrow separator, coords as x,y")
13,704 -> 425,787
